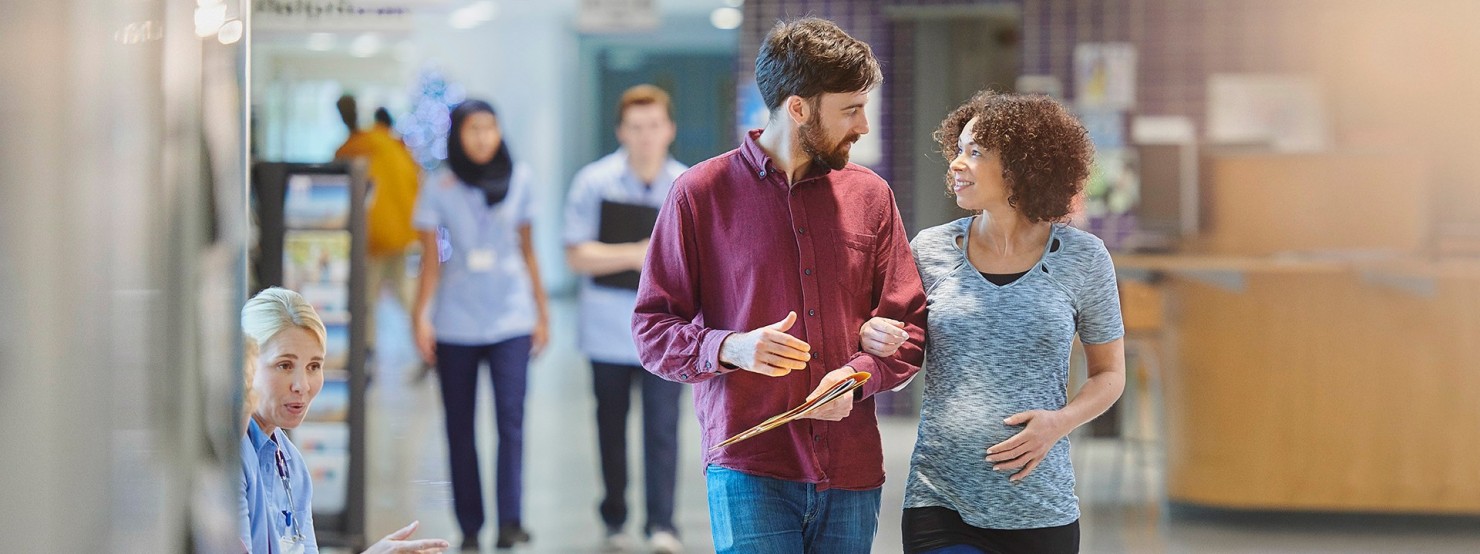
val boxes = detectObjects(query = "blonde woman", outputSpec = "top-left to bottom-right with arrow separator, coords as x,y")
238,287 -> 449,554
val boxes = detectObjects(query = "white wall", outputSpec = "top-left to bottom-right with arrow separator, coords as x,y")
406,0 -> 733,293
3,0 -> 249,550
255,0 -> 737,293
409,2 -> 578,290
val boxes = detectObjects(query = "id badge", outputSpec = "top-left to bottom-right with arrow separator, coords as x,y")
467,248 -> 496,272
278,508 -> 307,554
279,535 -> 307,554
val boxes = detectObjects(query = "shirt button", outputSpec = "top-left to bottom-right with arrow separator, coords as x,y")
804,268 -> 813,275
759,170 -> 768,178
680,373 -> 689,379
808,309 -> 817,316
814,436 -> 822,443
798,227 -> 806,235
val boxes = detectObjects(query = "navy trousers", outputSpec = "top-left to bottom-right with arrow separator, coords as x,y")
436,336 -> 531,536
591,361 -> 683,535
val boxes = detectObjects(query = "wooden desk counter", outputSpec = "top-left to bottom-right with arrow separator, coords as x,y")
1113,253 -> 1480,278
1110,253 -> 1480,514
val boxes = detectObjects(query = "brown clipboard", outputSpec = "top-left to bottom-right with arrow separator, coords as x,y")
709,372 -> 872,451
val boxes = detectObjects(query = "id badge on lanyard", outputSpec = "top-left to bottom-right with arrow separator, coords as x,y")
466,248 -> 496,272
279,534 -> 307,554
275,448 -> 308,554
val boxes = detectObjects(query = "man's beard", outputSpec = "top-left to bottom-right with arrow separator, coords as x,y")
799,115 -> 860,171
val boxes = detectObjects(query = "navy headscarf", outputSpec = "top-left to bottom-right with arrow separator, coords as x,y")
447,100 -> 514,206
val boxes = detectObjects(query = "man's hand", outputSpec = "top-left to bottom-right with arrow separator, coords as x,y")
799,367 -> 858,421
859,317 -> 908,357
718,311 -> 812,377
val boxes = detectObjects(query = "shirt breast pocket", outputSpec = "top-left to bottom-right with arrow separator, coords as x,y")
833,230 -> 876,296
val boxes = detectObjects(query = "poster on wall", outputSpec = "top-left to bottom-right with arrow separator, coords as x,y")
1084,149 -> 1139,217
283,173 -> 351,229
1074,43 -> 1136,111
1206,74 -> 1329,152
282,230 -> 351,319
1077,149 -> 1140,250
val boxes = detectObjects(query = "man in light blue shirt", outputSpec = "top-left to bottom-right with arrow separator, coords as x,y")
563,84 -> 687,554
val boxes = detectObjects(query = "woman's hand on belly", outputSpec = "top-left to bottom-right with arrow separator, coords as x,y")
984,408 -> 1072,482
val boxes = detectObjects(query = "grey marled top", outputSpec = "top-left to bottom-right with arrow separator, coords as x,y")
903,217 -> 1124,530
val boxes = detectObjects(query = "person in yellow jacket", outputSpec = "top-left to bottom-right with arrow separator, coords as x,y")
335,96 -> 421,362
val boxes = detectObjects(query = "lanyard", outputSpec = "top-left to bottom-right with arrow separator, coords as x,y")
273,445 -> 306,546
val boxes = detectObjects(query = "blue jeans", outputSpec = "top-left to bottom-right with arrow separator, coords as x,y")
436,337 -> 531,536
706,465 -> 881,553
591,361 -> 683,534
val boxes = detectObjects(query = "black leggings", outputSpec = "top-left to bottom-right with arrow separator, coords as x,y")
903,506 -> 1079,554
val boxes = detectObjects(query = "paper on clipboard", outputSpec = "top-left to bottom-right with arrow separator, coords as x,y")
710,372 -> 871,451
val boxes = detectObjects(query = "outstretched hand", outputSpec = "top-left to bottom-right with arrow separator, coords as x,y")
719,311 -> 813,377
361,521 -> 450,554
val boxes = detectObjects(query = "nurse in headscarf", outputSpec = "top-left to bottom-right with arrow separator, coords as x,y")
410,99 -> 549,551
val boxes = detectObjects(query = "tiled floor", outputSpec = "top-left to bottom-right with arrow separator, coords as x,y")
344,294 -> 1480,553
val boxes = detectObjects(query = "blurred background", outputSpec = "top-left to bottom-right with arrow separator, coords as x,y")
2,0 -> 1479,552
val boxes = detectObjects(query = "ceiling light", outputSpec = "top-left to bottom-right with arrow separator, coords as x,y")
194,3 -> 226,37
350,33 -> 382,58
450,1 -> 498,30
710,7 -> 742,30
306,32 -> 335,52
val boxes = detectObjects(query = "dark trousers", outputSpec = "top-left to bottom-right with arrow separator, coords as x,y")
591,361 -> 683,534
903,506 -> 1080,554
436,337 -> 531,536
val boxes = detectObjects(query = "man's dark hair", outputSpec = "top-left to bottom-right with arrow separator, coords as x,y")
754,17 -> 882,112
374,107 -> 393,127
335,94 -> 357,130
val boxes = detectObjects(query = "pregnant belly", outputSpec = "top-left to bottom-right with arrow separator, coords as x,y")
917,400 -> 1029,455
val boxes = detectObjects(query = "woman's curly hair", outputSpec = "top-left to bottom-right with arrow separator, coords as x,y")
935,91 -> 1094,223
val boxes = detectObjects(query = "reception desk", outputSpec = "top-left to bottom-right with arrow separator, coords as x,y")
1114,254 -> 1480,514
1109,151 -> 1480,514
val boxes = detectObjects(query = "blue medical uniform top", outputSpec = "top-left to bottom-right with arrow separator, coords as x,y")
562,150 -> 684,364
413,164 -> 538,345
240,418 -> 318,553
